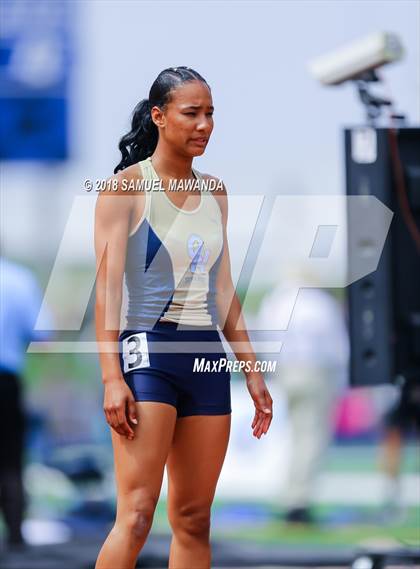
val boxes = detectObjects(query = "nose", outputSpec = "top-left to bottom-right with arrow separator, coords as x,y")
196,114 -> 212,133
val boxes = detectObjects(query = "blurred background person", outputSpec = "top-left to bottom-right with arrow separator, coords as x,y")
258,269 -> 349,524
380,374 -> 420,514
0,254 -> 53,548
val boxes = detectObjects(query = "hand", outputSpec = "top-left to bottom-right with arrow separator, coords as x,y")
246,375 -> 273,439
103,379 -> 138,440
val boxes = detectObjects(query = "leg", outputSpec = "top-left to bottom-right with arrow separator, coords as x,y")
382,426 -> 403,479
283,365 -> 334,512
0,466 -> 25,545
95,401 -> 177,569
0,371 -> 26,545
167,414 -> 231,569
380,390 -> 407,507
381,426 -> 403,506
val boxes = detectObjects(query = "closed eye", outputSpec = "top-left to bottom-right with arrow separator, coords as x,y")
184,112 -> 214,117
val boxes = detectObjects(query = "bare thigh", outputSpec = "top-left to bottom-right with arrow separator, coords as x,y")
166,414 -> 231,521
111,401 -> 178,521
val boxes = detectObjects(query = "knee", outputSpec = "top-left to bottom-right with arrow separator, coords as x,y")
118,494 -> 157,540
169,504 -> 211,539
126,508 -> 154,540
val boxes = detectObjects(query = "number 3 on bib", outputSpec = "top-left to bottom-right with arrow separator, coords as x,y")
122,333 -> 150,373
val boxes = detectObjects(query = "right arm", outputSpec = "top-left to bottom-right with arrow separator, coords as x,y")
94,171 -> 141,439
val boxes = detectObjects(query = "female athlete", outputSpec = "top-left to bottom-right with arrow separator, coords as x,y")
94,66 -> 273,569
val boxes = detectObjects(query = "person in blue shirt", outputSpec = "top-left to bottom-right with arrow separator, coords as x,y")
0,255 -> 52,547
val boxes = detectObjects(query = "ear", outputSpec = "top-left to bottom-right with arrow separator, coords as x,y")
151,106 -> 166,129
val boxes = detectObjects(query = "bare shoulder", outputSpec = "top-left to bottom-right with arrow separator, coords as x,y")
200,173 -> 228,220
201,173 -> 227,196
97,162 -> 144,199
113,162 -> 144,195
95,162 -> 144,223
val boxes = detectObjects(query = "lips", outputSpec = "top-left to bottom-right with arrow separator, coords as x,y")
191,138 -> 208,144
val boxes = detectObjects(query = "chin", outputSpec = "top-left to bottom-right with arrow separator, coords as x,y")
190,147 -> 206,157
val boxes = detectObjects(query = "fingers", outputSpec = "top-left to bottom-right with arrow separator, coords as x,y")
252,414 -> 257,429
105,405 -> 135,439
261,409 -> 273,434
252,410 -> 266,438
106,409 -> 122,435
127,398 -> 138,426
252,409 -> 262,437
252,410 -> 268,432
116,407 -> 134,439
252,384 -> 272,414
255,394 -> 271,414
252,388 -> 273,439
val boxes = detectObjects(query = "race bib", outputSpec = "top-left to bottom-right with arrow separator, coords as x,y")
122,332 -> 150,373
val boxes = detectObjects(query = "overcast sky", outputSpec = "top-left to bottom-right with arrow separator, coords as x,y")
81,0 -> 419,193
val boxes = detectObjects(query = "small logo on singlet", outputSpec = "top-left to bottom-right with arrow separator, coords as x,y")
187,234 -> 210,274
122,332 -> 150,373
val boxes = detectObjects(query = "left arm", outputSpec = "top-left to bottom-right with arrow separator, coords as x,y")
212,180 -> 273,438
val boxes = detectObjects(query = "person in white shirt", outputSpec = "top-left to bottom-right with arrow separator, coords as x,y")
258,270 -> 349,523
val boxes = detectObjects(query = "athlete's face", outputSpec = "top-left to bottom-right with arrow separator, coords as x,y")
153,80 -> 214,157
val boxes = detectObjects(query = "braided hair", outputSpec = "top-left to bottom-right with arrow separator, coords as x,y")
114,67 -> 210,174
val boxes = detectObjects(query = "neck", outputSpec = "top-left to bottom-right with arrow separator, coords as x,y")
150,142 -> 194,179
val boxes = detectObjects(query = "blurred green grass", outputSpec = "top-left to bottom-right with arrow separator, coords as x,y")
151,500 -> 419,548
150,443 -> 419,549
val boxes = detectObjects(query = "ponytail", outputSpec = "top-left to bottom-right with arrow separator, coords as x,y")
114,98 -> 158,174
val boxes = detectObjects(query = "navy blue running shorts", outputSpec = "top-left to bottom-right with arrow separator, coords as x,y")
118,322 -> 231,417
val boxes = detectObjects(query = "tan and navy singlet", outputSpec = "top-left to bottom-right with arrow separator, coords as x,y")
124,157 -> 224,330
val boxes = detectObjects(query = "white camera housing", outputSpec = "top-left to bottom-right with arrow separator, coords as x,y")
308,32 -> 404,86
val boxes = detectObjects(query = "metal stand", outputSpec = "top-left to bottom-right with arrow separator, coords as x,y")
353,70 -> 393,126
